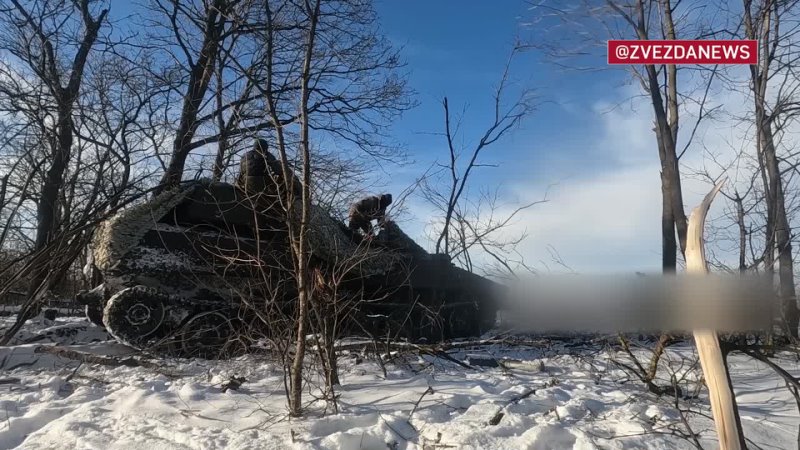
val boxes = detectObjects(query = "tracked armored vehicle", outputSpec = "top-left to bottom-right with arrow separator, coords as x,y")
78,178 -> 499,357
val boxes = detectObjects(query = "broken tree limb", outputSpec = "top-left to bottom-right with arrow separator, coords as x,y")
686,179 -> 747,450
332,337 -> 552,353
487,388 -> 537,426
34,345 -> 164,371
408,386 -> 434,424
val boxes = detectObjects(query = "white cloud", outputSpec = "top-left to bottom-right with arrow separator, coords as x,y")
472,85 -> 738,274
508,165 -> 662,272
398,78 -> 775,275
500,162 -> 727,273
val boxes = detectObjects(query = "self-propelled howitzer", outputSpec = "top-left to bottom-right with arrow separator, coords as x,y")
77,180 -> 499,357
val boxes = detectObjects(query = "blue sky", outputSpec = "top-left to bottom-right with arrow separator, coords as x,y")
373,1 -> 685,273
374,0 -> 619,182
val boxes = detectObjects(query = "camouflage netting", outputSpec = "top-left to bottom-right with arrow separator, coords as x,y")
92,179 -> 426,278
303,203 -> 410,277
92,183 -> 199,272
381,221 -> 429,257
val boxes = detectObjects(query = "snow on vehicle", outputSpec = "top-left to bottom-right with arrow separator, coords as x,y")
77,177 -> 499,357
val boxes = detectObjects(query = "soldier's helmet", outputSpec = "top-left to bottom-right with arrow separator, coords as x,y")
380,193 -> 393,208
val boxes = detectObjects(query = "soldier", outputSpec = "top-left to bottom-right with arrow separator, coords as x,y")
236,139 -> 302,200
348,193 -> 392,236
236,139 -> 270,192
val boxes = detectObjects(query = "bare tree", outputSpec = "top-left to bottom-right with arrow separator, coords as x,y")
527,0 -> 724,272
0,0 -> 108,329
602,0 -> 708,272
237,0 -> 410,416
741,0 -> 800,337
149,0 -> 232,191
418,48 -> 541,277
283,0 -> 322,417
147,0 -> 411,192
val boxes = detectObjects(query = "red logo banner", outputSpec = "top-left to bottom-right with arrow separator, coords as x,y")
607,40 -> 758,65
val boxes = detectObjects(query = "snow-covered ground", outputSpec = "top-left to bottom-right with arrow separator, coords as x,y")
0,316 -> 798,449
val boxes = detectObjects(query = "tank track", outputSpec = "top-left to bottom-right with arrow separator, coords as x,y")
103,285 -> 243,358
76,284 -> 106,327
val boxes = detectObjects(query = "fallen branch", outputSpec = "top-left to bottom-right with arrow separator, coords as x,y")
333,336 -> 552,353
34,346 -> 164,371
612,355 -> 682,397
425,349 -> 477,370
487,388 -> 537,426
408,386 -> 434,424
734,347 -> 800,391
336,341 -> 486,369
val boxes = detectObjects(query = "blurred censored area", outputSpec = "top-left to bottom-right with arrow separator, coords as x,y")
501,275 -> 776,333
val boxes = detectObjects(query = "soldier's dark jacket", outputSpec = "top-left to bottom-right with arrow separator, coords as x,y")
348,194 -> 392,233
237,139 -> 302,198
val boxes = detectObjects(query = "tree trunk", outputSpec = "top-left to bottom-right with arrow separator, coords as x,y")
643,61 -> 686,273
27,109 -> 74,306
661,0 -> 688,257
743,0 -> 799,337
633,0 -> 687,272
734,193 -> 747,273
776,210 -> 797,337
767,130 -> 798,337
761,119 -> 797,336
661,171 -> 678,272
14,1 -> 108,325
288,0 -> 322,418
289,275 -> 310,416
156,0 -> 226,193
